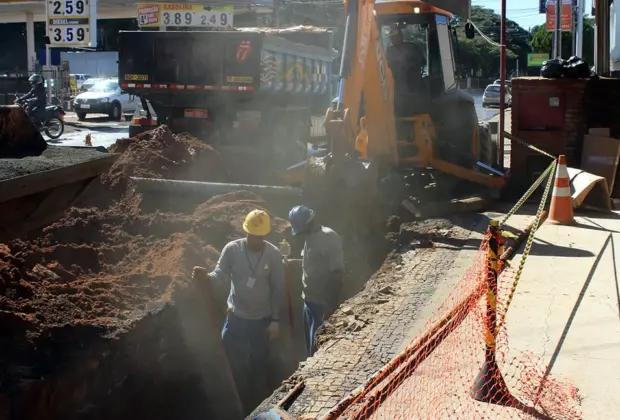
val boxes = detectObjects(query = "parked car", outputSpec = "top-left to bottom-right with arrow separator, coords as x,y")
70,73 -> 93,90
493,79 -> 512,88
73,78 -> 138,120
482,83 -> 512,108
80,77 -> 103,92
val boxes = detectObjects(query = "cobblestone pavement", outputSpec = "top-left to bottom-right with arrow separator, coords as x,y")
249,214 -> 493,419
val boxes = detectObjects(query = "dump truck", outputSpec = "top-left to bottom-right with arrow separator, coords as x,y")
118,26 -> 334,170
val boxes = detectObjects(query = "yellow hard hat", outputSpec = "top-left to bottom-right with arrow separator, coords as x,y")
243,209 -> 271,236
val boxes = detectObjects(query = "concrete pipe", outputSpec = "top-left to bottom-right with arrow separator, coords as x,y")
130,177 -> 303,199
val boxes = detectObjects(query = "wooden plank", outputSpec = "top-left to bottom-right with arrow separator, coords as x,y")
0,154 -> 118,203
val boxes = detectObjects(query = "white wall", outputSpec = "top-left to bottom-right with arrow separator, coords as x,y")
60,51 -> 118,78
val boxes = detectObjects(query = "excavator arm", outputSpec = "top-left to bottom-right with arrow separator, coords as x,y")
327,0 -> 398,168
325,0 -> 504,191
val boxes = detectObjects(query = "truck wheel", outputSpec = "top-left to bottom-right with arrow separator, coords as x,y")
109,102 -> 122,121
434,101 -> 478,168
270,123 -> 308,169
77,112 -> 87,121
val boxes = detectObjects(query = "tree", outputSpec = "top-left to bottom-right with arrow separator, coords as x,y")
453,6 -> 529,78
530,17 -> 595,65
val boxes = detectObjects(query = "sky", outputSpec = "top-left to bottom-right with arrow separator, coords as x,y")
472,0 -> 594,31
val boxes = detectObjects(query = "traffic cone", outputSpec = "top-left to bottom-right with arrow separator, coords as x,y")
548,155 -> 575,225
84,133 -> 92,146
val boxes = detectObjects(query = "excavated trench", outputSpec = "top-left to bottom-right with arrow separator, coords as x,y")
0,126 -> 390,420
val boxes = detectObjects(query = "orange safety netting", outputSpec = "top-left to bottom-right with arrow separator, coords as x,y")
329,225 -> 581,420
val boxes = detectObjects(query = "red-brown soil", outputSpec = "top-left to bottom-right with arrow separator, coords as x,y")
0,125 -> 289,339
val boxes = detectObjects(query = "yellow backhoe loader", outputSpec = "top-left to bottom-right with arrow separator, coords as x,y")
303,0 -> 505,215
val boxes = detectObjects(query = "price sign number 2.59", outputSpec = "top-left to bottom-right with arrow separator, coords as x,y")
50,0 -> 88,16
52,26 -> 88,43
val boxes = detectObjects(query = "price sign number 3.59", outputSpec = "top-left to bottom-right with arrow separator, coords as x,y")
50,0 -> 88,16
52,26 -> 88,43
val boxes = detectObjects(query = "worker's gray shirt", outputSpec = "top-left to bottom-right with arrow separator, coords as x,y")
209,238 -> 284,321
301,226 -> 345,306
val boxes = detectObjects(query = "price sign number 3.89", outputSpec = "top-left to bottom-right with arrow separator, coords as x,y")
52,26 -> 88,43
162,11 -> 231,28
50,0 -> 88,16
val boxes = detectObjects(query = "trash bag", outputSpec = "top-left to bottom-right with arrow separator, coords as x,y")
540,58 -> 565,78
563,57 -> 591,78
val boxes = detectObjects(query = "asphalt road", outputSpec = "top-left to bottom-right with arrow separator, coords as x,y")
471,91 -> 500,122
52,93 -> 500,149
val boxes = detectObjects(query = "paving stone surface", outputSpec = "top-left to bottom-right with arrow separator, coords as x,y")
249,214 -> 491,419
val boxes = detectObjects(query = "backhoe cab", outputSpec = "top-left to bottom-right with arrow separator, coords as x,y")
325,0 -> 504,198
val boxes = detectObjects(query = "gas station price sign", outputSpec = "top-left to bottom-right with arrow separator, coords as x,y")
46,0 -> 97,47
137,3 -> 234,29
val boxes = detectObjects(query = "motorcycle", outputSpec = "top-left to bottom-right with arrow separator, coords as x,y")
14,98 -> 65,140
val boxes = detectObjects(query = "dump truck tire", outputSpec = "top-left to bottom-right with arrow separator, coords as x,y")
0,105 -> 47,158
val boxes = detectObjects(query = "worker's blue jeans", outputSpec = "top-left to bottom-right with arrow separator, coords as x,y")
221,313 -> 271,403
303,300 -> 325,356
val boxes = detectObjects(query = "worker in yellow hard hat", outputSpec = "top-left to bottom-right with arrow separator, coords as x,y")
192,209 -> 285,407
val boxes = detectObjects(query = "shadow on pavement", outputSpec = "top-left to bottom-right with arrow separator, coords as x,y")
534,234 -> 612,402
527,241 -> 594,258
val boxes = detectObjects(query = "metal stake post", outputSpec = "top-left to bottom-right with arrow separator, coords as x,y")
471,220 -> 516,405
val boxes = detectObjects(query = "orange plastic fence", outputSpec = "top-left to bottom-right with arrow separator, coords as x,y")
330,225 -> 581,420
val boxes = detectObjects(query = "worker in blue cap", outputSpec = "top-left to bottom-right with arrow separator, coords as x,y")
287,205 -> 345,356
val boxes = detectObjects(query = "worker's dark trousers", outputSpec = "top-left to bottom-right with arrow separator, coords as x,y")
303,300 -> 325,356
221,313 -> 271,405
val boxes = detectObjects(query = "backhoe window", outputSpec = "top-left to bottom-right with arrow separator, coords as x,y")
381,24 -> 429,77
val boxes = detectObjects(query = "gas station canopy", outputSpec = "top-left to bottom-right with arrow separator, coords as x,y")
0,0 -> 273,23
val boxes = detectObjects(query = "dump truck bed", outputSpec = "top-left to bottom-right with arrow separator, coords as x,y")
0,146 -> 119,240
118,28 -> 333,96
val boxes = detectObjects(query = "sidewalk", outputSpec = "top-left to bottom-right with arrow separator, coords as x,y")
503,212 -> 620,419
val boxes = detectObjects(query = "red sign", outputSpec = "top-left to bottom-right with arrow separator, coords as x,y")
236,41 -> 252,62
184,109 -> 209,119
546,0 -> 573,32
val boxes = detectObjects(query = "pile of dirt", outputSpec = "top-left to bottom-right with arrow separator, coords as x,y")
0,191 -> 288,338
78,126 -> 232,208
0,105 -> 47,159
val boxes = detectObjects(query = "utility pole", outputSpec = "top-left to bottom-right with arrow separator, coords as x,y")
576,0 -> 584,57
595,0 -> 611,75
499,0 -> 506,170
572,0 -> 577,56
554,0 -> 563,58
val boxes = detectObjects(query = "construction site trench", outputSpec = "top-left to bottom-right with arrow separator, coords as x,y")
0,125 -> 397,419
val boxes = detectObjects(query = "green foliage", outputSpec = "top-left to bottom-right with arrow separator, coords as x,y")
454,6 -> 530,78
530,17 -> 595,65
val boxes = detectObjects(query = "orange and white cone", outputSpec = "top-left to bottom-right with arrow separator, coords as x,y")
548,155 -> 575,225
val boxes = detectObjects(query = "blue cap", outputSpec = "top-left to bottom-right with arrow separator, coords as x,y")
288,205 -> 315,235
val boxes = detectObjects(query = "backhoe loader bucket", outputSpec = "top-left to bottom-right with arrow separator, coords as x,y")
0,105 -> 47,158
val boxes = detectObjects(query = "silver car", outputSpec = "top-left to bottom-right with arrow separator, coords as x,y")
482,84 -> 512,108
